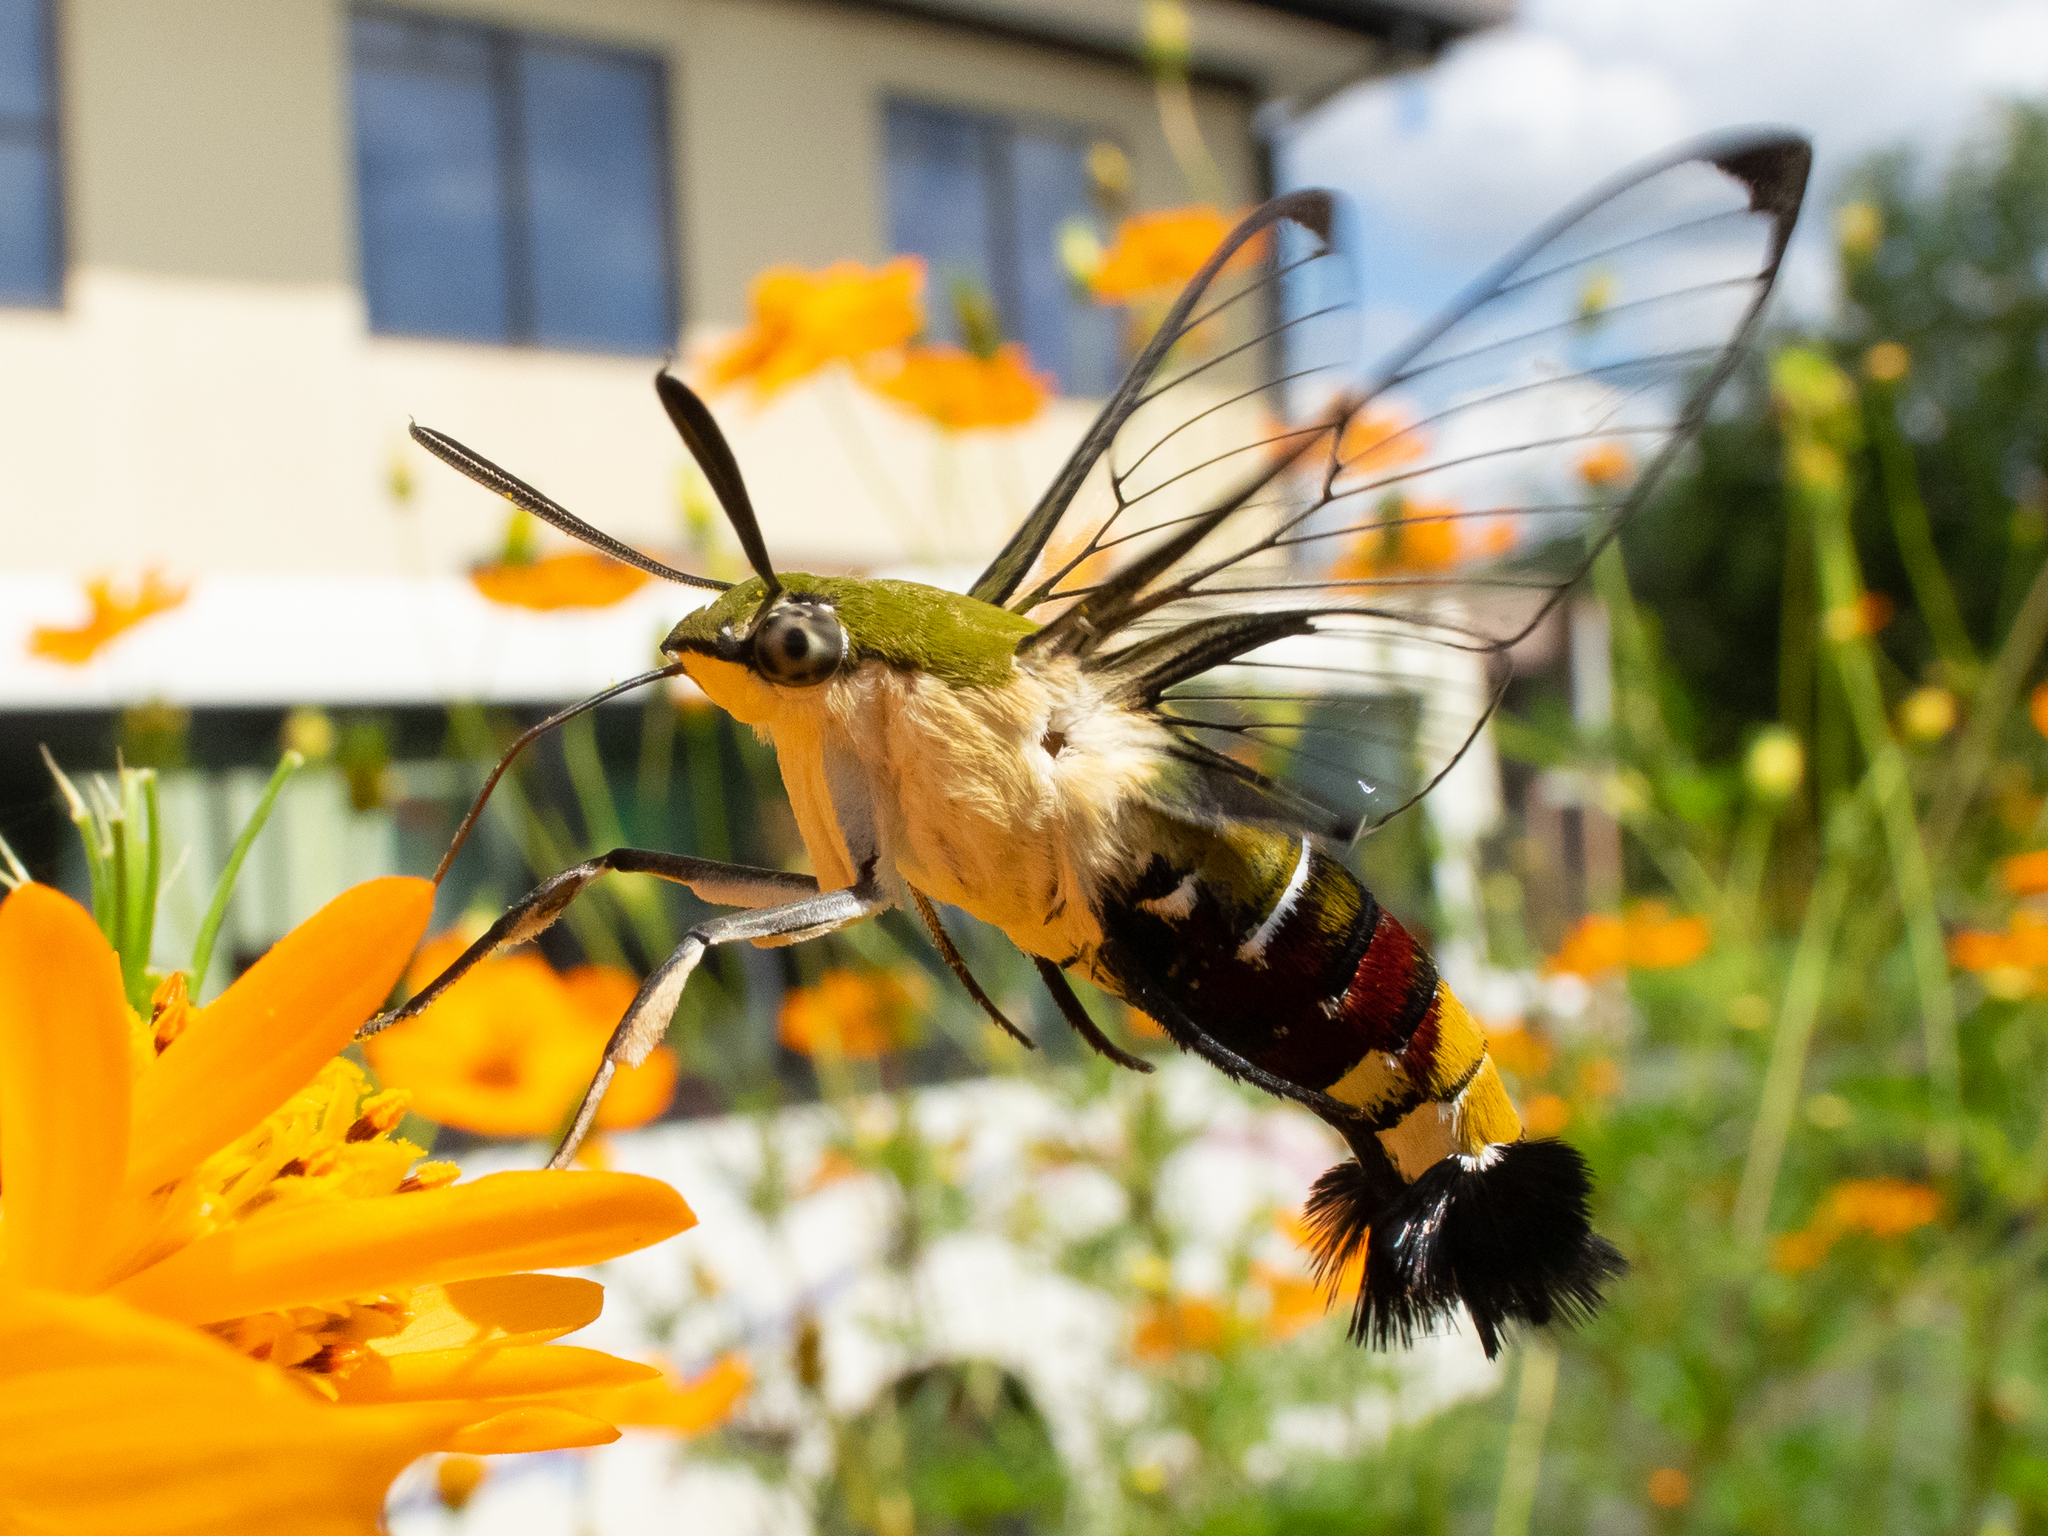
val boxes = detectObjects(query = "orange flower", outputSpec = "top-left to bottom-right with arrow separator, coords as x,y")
866,342 -> 1052,429
1949,910 -> 2048,998
28,570 -> 189,665
1771,1177 -> 1941,1272
1576,441 -> 1633,488
1248,1262 -> 1326,1342
2031,681 -> 2048,739
1647,1468 -> 1692,1509
366,934 -> 678,1140
1522,1094 -> 1571,1136
706,258 -> 925,399
777,967 -> 928,1061
1089,207 -> 1257,304
803,1146 -> 866,1194
1578,1057 -> 1623,1099
1331,501 -> 1470,580
1130,1295 -> 1229,1361
1278,1210 -> 1365,1305
2002,850 -> 2048,896
1485,1022 -> 1553,1082
1823,591 -> 1895,642
578,1351 -> 752,1436
0,880 -> 696,1528
1544,902 -> 1710,978
1338,409 -> 1427,479
469,552 -> 650,611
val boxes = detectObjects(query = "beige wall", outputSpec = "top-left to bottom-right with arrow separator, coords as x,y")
1,0 -> 1264,583
51,0 -> 1258,314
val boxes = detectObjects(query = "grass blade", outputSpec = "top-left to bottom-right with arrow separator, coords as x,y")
190,750 -> 303,994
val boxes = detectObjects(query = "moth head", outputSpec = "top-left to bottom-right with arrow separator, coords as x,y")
660,576 -> 847,689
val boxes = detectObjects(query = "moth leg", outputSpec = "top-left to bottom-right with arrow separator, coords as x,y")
551,878 -> 892,1169
1035,959 -> 1153,1073
356,848 -> 818,1040
910,888 -> 1035,1050
1097,941 -> 1367,1123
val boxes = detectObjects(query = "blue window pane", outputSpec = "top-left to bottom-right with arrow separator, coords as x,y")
0,0 -> 45,119
886,99 -> 1116,396
1010,132 -> 1117,396
0,138 -> 54,300
352,16 -> 509,341
520,42 -> 671,353
886,101 -> 999,351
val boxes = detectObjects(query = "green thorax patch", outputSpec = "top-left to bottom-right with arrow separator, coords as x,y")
665,575 -> 1038,688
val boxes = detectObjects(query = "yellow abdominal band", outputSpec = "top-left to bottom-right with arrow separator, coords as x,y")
1374,983 -> 1525,1183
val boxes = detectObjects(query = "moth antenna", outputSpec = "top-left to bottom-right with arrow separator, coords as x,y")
433,662 -> 691,886
654,371 -> 783,600
409,422 -> 729,593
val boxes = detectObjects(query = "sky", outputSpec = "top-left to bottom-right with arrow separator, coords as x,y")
1280,0 -> 2048,356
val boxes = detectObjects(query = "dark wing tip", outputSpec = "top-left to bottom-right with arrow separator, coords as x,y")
1707,130 -> 1813,267
1268,187 -> 1337,245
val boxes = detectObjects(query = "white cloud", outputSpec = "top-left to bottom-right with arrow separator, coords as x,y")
1283,0 -> 2048,329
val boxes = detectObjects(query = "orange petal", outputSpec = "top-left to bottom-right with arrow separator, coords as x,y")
335,1344 -> 658,1403
447,1405 -> 621,1455
0,1287 -> 471,1536
113,1170 -> 694,1324
368,1275 -> 605,1356
580,1352 -> 752,1434
0,885 -> 133,1290
128,877 -> 433,1189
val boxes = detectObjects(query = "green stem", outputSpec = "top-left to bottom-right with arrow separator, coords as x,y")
636,684 -> 678,825
1152,71 -> 1225,206
1725,800 -> 1778,934
561,710 -> 674,963
683,707 -> 733,865
1868,380 -> 1975,671
131,768 -> 161,1003
1730,813 -> 1856,1245
0,827 -> 27,890
109,813 -> 134,995
190,751 -> 303,995
1929,552 -> 2048,861
1809,462 -> 1960,1166
1492,1342 -> 1560,1536
42,747 -> 107,930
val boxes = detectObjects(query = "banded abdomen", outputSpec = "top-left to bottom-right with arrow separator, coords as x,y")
1094,810 -> 1623,1358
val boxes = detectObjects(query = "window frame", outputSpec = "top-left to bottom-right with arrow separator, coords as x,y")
349,3 -> 681,354
881,93 -> 1125,397
0,0 -> 65,309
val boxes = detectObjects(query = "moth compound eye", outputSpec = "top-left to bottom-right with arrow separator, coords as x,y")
752,601 -> 846,687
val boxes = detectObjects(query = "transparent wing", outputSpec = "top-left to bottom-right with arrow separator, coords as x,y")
977,130 -> 1810,840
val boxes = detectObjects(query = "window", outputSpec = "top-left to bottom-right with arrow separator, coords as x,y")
885,99 -> 1119,397
350,8 -> 676,352
0,0 -> 60,306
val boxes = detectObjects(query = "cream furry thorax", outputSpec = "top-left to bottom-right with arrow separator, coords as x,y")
677,625 -> 1176,971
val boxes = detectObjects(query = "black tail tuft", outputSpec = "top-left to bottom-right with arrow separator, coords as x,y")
1304,1139 -> 1627,1360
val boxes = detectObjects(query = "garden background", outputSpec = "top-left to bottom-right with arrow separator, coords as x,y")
7,1 -> 2048,1532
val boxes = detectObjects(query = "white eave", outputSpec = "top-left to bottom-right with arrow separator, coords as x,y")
821,0 -> 1510,111
0,574 -> 718,711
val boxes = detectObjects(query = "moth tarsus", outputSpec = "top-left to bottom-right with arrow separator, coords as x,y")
398,130 -> 1809,1355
